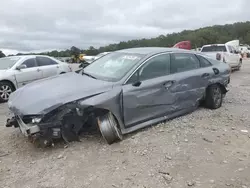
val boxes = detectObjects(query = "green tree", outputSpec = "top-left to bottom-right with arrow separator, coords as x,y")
13,21 -> 250,57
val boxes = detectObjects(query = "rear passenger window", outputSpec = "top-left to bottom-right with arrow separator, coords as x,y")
22,58 -> 36,68
228,46 -> 233,53
201,45 -> 227,52
196,55 -> 212,67
36,57 -> 58,66
170,53 -> 200,73
139,54 -> 170,81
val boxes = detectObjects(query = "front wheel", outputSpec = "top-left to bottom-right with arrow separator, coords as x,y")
0,81 -> 14,102
205,84 -> 223,109
97,112 -> 123,144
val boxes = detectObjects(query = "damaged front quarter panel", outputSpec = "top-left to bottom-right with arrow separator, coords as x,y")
77,87 -> 125,133
12,87 -> 124,147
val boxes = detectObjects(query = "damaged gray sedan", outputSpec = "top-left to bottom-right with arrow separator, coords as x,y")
6,47 -> 230,146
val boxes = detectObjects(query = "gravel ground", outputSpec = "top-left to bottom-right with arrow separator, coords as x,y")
1,60 -> 250,188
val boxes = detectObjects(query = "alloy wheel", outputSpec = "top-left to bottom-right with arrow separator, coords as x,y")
0,85 -> 12,101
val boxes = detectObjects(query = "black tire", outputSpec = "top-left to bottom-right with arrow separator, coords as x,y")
205,84 -> 223,109
60,72 -> 66,74
97,112 -> 123,144
0,81 -> 15,102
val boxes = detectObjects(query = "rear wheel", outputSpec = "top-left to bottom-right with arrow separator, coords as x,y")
97,112 -> 123,144
0,81 -> 14,102
205,84 -> 223,109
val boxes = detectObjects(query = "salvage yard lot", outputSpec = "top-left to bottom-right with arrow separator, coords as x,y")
1,61 -> 250,188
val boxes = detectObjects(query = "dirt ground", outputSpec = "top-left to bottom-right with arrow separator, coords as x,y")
1,61 -> 250,188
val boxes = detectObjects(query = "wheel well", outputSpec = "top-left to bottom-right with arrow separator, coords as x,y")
206,83 -> 227,94
91,108 -> 121,129
0,80 -> 16,91
91,108 -> 109,117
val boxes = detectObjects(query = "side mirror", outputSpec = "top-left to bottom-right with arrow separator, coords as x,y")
132,81 -> 141,87
16,64 -> 27,70
132,70 -> 141,87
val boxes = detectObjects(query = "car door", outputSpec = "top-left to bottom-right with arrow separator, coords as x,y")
195,54 -> 218,91
36,56 -> 59,78
122,53 -> 178,127
231,46 -> 240,65
226,46 -> 237,67
14,57 -> 43,87
168,53 -> 206,109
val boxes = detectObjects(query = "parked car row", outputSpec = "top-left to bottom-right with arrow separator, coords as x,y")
0,55 -> 72,102
5,47 -> 231,147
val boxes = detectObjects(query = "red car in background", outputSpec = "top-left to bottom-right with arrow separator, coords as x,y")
173,41 -> 191,50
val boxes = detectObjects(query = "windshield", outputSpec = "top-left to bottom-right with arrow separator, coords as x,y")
0,57 -> 20,70
201,45 -> 227,52
83,52 -> 144,82
96,53 -> 106,58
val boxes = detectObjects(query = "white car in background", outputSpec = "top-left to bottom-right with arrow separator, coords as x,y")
0,55 -> 72,102
200,44 -> 242,70
81,52 -> 111,64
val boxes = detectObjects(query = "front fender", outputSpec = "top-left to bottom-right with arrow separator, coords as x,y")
78,87 -> 125,131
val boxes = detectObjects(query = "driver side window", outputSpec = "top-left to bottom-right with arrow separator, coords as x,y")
127,54 -> 171,84
22,58 -> 37,68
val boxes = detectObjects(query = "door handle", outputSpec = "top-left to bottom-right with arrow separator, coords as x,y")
37,68 -> 41,72
201,73 -> 210,78
163,81 -> 174,89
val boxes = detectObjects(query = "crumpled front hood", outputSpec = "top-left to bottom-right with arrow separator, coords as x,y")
8,72 -> 113,116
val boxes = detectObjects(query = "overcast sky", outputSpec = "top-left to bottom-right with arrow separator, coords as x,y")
0,0 -> 249,55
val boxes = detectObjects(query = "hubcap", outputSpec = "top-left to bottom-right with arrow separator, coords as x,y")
213,87 -> 221,107
0,85 -> 12,100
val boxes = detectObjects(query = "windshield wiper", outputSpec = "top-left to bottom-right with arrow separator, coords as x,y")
82,71 -> 97,79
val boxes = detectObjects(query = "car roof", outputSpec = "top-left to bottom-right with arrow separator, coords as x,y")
12,55 -> 51,58
116,47 -> 192,55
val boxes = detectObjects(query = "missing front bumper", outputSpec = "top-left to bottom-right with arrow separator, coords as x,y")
6,116 -> 40,136
6,116 -> 63,140
6,116 -> 63,147
6,108 -> 96,146
5,115 -> 81,146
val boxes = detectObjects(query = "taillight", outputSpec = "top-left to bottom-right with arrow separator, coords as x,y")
216,53 -> 221,61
